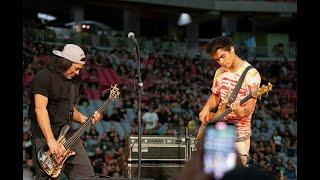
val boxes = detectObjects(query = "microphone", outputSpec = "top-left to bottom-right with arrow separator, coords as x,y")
128,32 -> 138,45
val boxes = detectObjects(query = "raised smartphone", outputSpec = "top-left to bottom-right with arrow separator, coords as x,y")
203,122 -> 237,180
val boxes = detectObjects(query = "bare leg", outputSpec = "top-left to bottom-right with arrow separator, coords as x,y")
235,138 -> 251,167
239,154 -> 248,167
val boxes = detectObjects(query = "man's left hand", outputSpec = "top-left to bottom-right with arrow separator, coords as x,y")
230,99 -> 241,115
92,111 -> 103,124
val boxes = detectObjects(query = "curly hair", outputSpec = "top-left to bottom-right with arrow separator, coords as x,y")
205,36 -> 235,55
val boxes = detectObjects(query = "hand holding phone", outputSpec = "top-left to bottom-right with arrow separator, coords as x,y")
203,122 -> 237,180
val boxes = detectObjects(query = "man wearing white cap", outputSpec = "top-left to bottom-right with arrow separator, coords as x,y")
29,44 -> 103,179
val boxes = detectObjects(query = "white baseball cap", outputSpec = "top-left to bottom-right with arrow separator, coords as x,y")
52,44 -> 86,64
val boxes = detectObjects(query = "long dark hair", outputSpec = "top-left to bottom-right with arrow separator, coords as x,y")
47,56 -> 73,75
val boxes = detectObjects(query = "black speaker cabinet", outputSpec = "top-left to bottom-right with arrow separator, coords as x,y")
125,135 -> 187,162
125,163 -> 185,180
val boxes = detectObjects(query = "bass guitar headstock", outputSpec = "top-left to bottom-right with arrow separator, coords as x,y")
252,82 -> 273,99
109,84 -> 120,100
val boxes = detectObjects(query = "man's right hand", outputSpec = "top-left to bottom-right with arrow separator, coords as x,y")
199,107 -> 211,123
47,138 -> 63,158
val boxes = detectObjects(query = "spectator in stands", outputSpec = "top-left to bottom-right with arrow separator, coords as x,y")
99,133 -> 110,152
237,41 -> 248,60
28,44 -> 103,179
88,126 -> 100,139
92,147 -> 105,174
24,159 -> 35,180
286,139 -> 296,157
142,105 -> 159,135
285,160 -> 296,180
176,119 -> 187,135
273,43 -> 287,61
23,117 -> 31,133
156,103 -> 173,124
198,36 -> 261,166
273,129 -> 282,153
23,132 -> 32,163
110,135 -> 123,150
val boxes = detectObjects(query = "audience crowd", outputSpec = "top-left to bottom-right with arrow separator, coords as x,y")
23,33 -> 297,179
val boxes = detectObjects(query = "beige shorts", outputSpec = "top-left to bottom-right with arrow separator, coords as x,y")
235,138 -> 250,157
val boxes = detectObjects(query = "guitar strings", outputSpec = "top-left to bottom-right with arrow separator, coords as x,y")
63,87 -> 119,150
42,86 -> 119,173
64,98 -> 111,149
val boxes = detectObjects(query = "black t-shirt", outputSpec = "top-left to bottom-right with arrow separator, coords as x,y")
28,68 -> 79,138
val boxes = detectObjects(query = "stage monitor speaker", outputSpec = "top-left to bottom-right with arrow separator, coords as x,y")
125,163 -> 185,180
125,135 -> 187,162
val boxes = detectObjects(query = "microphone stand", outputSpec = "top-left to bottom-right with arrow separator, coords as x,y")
185,127 -> 190,161
131,39 -> 144,179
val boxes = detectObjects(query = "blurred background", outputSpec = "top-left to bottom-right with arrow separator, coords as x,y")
23,0 -> 297,179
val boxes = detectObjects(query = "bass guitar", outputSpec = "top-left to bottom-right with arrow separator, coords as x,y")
37,85 -> 120,178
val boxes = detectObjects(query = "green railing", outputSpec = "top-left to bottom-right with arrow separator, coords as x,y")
23,28 -> 188,55
23,28 -> 296,60
247,46 -> 296,61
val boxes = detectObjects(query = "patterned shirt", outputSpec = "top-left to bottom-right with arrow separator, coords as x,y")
211,61 -> 261,141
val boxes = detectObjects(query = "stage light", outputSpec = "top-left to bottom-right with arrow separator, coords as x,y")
37,13 -> 57,22
178,13 -> 192,26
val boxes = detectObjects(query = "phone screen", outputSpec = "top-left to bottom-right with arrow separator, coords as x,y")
203,122 -> 237,180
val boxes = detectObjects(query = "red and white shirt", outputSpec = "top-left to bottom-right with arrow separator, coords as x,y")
211,61 -> 261,140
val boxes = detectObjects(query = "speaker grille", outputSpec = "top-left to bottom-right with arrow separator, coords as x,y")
125,163 -> 185,180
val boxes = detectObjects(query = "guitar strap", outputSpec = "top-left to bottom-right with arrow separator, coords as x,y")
227,65 -> 253,106
69,82 -> 74,124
